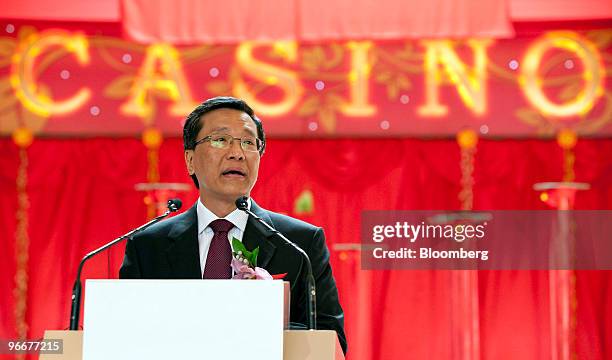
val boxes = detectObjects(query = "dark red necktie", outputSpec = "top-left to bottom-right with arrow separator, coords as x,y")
203,219 -> 234,279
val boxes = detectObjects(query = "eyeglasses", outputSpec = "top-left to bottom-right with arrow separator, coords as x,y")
194,133 -> 263,153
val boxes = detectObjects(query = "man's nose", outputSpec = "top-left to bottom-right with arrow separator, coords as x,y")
227,139 -> 245,160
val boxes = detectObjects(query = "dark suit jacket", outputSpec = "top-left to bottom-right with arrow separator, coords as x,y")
119,200 -> 347,354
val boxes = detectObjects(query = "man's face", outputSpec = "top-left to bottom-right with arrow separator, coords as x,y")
185,108 -> 261,205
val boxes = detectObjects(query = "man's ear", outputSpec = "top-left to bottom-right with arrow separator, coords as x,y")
184,150 -> 194,175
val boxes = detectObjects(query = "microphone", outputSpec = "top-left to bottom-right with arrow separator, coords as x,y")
235,196 -> 317,330
68,198 -> 182,330
168,198 -> 182,212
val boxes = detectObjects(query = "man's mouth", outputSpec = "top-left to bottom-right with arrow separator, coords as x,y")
222,169 -> 246,178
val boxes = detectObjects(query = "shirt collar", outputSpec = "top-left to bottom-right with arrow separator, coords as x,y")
196,198 -> 250,235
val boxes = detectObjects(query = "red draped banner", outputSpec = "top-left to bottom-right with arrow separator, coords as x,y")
1,137 -> 611,359
121,0 -> 514,43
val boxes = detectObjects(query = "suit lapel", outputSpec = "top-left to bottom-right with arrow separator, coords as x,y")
242,200 -> 277,269
165,205 -> 202,279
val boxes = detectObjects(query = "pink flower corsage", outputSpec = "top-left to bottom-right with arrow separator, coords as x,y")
231,238 -> 273,280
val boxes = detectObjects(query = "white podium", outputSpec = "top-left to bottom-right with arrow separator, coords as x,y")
41,280 -> 343,360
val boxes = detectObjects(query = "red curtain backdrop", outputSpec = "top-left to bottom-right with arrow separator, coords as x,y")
2,0 -> 611,26
0,0 -> 120,22
120,0 -> 514,44
510,0 -> 612,21
1,137 -> 611,360
120,0 -> 612,44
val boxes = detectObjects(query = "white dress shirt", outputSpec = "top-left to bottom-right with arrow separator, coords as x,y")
196,198 -> 250,274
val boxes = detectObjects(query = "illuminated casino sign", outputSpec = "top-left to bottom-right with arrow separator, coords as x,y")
1,28 -> 610,137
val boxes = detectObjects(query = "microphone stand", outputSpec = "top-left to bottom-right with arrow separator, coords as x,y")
69,201 -> 180,330
236,197 -> 317,330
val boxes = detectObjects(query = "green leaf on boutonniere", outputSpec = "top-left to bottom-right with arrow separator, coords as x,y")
231,237 -> 259,268
232,238 -> 247,255
251,247 -> 259,268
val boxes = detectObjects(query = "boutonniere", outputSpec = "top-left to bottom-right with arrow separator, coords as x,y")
231,238 -> 274,280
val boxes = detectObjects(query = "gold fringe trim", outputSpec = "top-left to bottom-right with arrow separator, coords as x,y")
459,146 -> 476,211
14,147 -> 29,360
570,271 -> 577,360
563,148 -> 576,182
146,148 -> 160,219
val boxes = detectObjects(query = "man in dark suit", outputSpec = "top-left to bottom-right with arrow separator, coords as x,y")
119,96 -> 346,354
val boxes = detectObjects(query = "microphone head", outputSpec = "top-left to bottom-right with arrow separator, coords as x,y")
235,196 -> 249,210
167,198 -> 182,212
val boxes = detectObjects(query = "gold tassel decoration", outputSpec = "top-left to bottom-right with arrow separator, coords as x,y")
142,128 -> 163,219
556,128 -> 579,360
452,129 -> 481,360
12,127 -> 33,360
457,129 -> 478,211
557,128 -> 577,182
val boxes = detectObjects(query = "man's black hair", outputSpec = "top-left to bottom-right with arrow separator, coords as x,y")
183,96 -> 266,188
